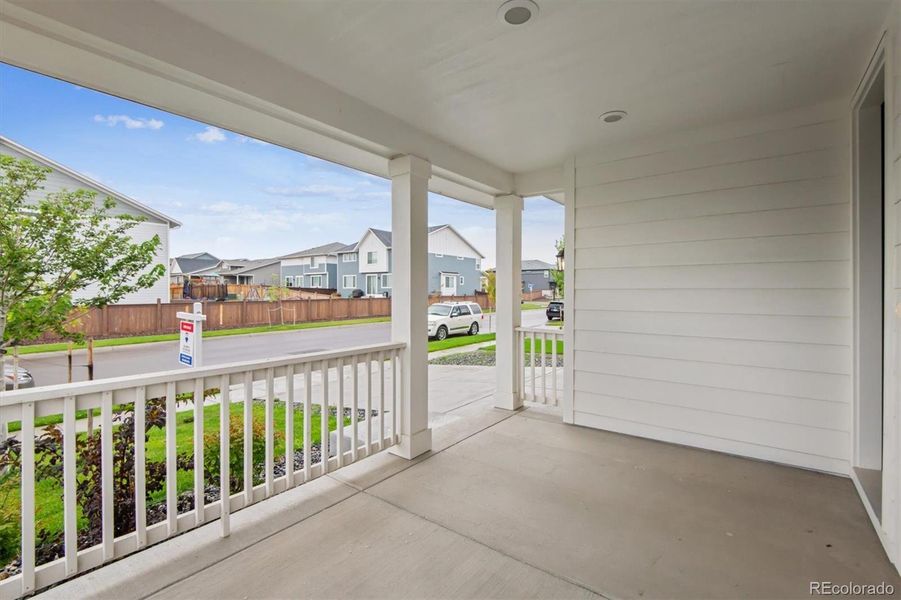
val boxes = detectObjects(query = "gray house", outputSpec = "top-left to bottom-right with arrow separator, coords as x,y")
336,225 -> 483,298
521,259 -> 556,293
279,242 -> 347,289
219,258 -> 282,285
170,252 -> 222,283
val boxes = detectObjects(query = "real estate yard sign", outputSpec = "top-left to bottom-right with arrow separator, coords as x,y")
177,302 -> 206,367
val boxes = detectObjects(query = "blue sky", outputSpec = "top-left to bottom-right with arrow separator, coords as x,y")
0,62 -> 562,268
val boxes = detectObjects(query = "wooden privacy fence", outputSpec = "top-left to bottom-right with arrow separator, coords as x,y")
28,294 -> 492,344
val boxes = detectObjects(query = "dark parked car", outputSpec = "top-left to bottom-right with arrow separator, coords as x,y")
546,300 -> 564,321
3,363 -> 35,390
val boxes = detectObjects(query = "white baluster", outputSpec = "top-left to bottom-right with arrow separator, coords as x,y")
264,368 -> 274,498
365,353 -> 373,456
336,357 -> 344,468
285,365 -> 295,488
165,382 -> 177,536
304,363 -> 312,482
194,377 -> 205,523
101,391 -> 114,560
320,360 -> 329,473
220,374 -> 231,537
351,357 -> 359,463
135,386 -> 147,547
20,401 -> 35,594
243,371 -> 253,506
63,396 -> 77,576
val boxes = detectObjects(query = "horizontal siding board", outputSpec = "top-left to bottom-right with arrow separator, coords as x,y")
575,178 -> 844,227
574,232 -> 849,268
572,373 -> 849,430
576,147 -> 847,206
571,104 -> 851,471
572,411 -> 849,475
576,118 -> 845,184
576,120 -> 844,188
573,310 -> 849,345
575,204 -> 849,248
573,289 -> 850,317
573,351 -> 849,403
573,331 -> 850,374
572,392 -> 849,459
574,261 -> 849,290
575,101 -> 845,169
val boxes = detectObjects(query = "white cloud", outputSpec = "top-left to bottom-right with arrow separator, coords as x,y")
263,184 -> 355,197
191,126 -> 227,143
93,114 -> 164,130
237,135 -> 270,146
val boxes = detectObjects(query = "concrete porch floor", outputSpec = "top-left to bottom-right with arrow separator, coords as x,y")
38,366 -> 900,600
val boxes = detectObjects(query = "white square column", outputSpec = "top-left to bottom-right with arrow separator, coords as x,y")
495,194 -> 523,411
388,155 -> 432,459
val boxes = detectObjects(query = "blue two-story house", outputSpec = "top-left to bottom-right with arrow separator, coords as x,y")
336,225 -> 484,298
279,241 -> 349,289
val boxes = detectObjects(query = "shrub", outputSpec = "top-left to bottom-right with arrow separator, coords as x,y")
202,415 -> 274,495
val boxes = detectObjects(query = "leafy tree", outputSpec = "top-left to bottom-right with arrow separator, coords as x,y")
551,237 -> 565,297
0,154 -> 165,350
484,270 -> 496,307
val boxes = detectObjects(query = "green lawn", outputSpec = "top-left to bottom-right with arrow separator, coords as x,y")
427,333 -> 495,352
0,399 -> 347,562
15,316 -> 392,355
520,302 -> 547,311
482,337 -> 564,354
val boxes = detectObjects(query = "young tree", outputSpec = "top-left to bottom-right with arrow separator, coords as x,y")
0,154 -> 165,351
551,237 -> 565,297
484,270 -> 497,308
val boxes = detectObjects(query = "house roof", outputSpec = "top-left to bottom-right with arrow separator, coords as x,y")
362,225 -> 484,258
522,260 -> 556,272
173,255 -> 222,275
0,135 -> 181,228
181,252 -> 220,261
335,243 -> 358,253
280,241 -> 349,259
485,259 -> 557,274
226,258 -> 281,275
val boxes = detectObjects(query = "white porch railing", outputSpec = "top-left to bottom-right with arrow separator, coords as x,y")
0,342 -> 404,598
517,327 -> 563,406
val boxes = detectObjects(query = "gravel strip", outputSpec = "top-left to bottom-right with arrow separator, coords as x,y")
430,351 -> 563,367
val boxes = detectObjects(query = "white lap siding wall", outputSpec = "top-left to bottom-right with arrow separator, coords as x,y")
569,101 -> 852,474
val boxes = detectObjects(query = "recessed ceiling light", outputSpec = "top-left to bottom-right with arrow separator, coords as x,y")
497,0 -> 539,26
599,110 -> 627,123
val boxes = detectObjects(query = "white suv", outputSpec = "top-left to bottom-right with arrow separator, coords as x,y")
427,302 -> 484,340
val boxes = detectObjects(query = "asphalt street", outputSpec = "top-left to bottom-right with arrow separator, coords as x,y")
19,309 -> 550,387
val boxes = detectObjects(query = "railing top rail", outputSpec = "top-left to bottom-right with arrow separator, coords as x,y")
516,326 -> 563,334
0,341 -> 405,406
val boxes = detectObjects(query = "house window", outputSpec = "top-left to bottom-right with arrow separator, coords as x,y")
310,275 -> 323,288
311,256 -> 318,268
367,251 -> 377,264
459,276 -> 465,285
343,274 -> 357,289
543,270 -> 549,278
343,253 -> 357,262
285,276 -> 293,286
381,273 -> 391,288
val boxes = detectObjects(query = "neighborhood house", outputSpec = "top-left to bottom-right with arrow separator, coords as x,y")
1,135 -> 179,304
335,225 -> 483,297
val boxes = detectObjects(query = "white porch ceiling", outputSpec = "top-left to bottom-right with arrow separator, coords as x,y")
0,0 -> 891,200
